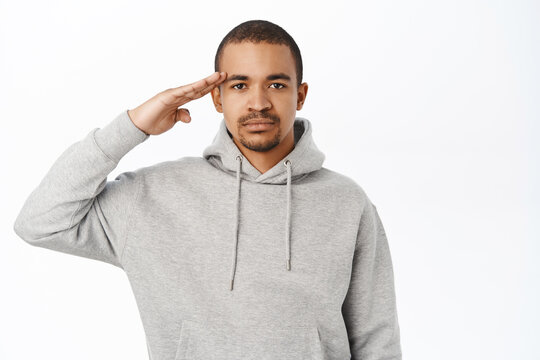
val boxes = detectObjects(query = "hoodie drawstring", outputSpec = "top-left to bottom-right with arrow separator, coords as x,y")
230,155 -> 242,291
284,159 -> 292,271
229,155 -> 292,291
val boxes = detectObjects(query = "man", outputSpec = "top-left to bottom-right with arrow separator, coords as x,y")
14,19 -> 402,360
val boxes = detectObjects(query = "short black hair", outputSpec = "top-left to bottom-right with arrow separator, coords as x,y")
214,20 -> 303,88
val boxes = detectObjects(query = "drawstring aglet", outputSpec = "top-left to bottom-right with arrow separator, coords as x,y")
286,259 -> 291,271
230,278 -> 234,291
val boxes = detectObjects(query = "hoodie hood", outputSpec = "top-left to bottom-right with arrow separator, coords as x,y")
203,117 -> 325,291
203,117 -> 326,184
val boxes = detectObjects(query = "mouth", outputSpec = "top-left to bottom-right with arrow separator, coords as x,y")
243,119 -> 276,132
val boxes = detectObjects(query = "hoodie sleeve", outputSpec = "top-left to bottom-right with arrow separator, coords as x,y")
13,110 -> 150,269
341,199 -> 402,360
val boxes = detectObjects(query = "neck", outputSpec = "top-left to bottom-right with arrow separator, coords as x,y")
233,128 -> 295,174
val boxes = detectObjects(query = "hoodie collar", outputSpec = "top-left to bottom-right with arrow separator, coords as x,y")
203,117 -> 325,184
202,117 -> 325,291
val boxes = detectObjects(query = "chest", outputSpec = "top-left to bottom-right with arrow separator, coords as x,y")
123,179 -> 359,311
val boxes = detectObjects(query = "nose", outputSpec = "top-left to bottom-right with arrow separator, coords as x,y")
247,86 -> 272,112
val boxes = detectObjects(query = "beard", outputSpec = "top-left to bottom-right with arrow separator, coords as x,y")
235,111 -> 281,152
237,127 -> 282,152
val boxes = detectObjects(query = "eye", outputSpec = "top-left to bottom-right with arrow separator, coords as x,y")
232,83 -> 246,90
271,83 -> 286,89
232,83 -> 286,90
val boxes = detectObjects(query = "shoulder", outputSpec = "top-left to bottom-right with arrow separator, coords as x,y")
124,156 -> 208,183
314,167 -> 369,197
307,167 -> 373,214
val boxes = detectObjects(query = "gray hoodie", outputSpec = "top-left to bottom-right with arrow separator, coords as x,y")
13,110 -> 402,360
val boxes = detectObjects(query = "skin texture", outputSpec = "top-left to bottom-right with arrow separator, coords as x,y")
210,42 -> 308,174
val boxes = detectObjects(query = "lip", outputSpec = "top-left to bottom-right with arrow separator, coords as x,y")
243,118 -> 275,131
244,122 -> 275,131
243,119 -> 275,125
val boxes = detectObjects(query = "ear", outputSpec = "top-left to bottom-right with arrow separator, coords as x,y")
296,82 -> 308,111
211,86 -> 223,113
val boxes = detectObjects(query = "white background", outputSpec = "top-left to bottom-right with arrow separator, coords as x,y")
1,0 -> 538,359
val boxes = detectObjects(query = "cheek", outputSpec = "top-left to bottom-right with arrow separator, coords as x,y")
277,92 -> 298,107
278,99 -> 298,116
221,90 -> 297,112
221,95 -> 242,113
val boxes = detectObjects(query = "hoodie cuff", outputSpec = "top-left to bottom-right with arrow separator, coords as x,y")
93,109 -> 150,163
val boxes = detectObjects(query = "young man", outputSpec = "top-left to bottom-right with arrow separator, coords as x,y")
14,20 -> 402,360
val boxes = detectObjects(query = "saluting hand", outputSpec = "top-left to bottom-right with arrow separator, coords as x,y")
127,71 -> 228,136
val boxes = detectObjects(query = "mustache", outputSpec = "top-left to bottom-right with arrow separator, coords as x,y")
239,112 -> 280,124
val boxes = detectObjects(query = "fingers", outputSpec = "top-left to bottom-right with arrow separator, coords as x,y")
197,72 -> 227,96
172,71 -> 227,101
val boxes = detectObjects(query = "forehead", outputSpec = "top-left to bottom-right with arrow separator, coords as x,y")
220,42 -> 295,78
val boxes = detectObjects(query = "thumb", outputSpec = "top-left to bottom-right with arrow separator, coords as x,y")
175,108 -> 191,123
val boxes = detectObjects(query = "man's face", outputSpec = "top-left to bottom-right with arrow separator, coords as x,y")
211,41 -> 308,153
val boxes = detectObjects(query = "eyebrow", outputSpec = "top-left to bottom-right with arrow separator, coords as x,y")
224,73 -> 292,83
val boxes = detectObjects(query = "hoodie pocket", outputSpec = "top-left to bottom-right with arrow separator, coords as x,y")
173,319 -> 324,360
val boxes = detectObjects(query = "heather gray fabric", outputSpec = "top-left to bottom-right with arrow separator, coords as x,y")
13,110 -> 402,360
